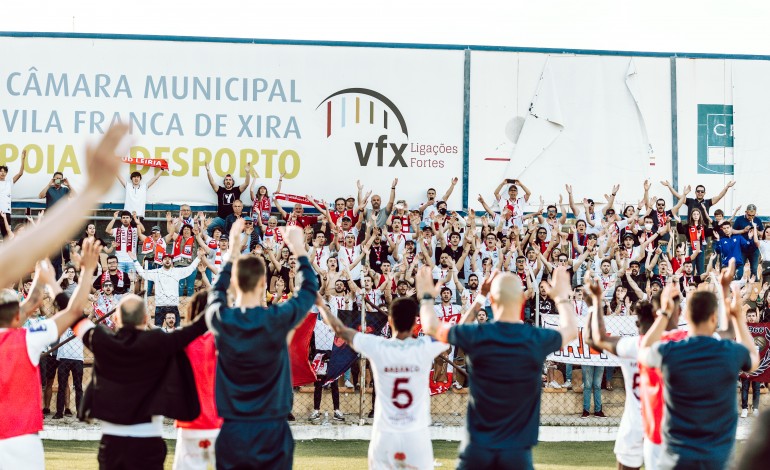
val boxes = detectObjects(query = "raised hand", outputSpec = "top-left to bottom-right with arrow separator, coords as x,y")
85,124 -> 129,193
228,219 -> 246,256
544,266 -> 572,300
644,179 -> 651,191
415,266 -> 440,298
565,184 -> 573,194
480,270 -> 499,296
279,225 -> 309,256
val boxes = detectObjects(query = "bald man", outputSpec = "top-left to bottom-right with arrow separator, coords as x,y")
75,294 -> 208,470
418,267 -> 578,470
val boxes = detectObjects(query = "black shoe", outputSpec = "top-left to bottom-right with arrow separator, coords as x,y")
64,409 -> 73,416
42,408 -> 51,415
287,413 -> 295,421
52,414 -> 63,420
367,410 -> 374,419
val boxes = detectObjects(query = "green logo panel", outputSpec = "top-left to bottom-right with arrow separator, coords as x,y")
697,104 -> 734,175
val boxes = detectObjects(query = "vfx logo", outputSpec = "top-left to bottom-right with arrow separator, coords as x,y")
317,88 -> 409,167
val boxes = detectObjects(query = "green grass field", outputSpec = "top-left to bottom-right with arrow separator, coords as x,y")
43,440 -> 619,469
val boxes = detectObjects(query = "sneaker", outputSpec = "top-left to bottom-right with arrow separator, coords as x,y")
563,380 -> 572,389
453,381 -> 463,390
548,380 -> 562,389
344,380 -> 354,388
64,409 -> 73,417
594,411 -> 607,418
287,413 -> 295,422
310,410 -> 321,422
581,410 -> 590,418
753,409 -> 760,417
741,409 -> 748,418
42,408 -> 51,415
51,414 -> 63,420
368,409 -> 374,419
333,410 -> 345,422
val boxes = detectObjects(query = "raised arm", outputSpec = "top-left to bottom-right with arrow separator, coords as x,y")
0,125 -> 127,287
147,168 -> 166,189
12,150 -> 27,183
385,178 -> 398,214
204,161 -> 218,192
711,180 -> 735,206
52,239 -> 100,336
566,184 -> 580,217
639,283 -> 679,366
440,177 -> 459,202
238,166 -> 251,192
661,180 -> 683,200
543,266 -> 578,348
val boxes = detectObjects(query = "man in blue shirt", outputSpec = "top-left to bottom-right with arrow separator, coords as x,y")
419,266 -> 577,470
733,204 -> 762,278
206,220 -> 317,469
713,220 -> 753,279
640,266 -> 759,470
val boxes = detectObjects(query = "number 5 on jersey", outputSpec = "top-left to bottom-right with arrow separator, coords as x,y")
392,378 -> 413,409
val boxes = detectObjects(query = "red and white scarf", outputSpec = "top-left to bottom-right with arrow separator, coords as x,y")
141,236 -> 167,264
173,235 -> 195,262
115,226 -> 136,252
101,270 -> 124,288
252,196 -> 272,225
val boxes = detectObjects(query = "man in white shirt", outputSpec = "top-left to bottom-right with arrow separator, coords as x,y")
116,170 -> 165,221
315,294 -> 449,469
128,251 -> 200,327
0,149 -> 26,240
52,328 -> 85,419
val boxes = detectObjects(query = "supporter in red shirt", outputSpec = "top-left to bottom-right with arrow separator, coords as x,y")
275,203 -> 318,228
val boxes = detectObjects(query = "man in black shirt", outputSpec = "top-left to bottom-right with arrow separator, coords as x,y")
662,180 -> 734,218
205,160 -> 251,231
92,255 -> 130,295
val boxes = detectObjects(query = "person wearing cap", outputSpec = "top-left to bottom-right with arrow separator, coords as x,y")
116,169 -> 165,223
128,249 -> 201,327
713,220 -> 754,279
733,204 -> 762,278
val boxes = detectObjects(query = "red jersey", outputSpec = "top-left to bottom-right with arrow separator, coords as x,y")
176,333 -> 223,430
0,329 -> 43,439
639,328 -> 688,444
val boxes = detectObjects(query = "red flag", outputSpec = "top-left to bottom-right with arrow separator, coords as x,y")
121,156 -> 169,170
289,313 -> 317,387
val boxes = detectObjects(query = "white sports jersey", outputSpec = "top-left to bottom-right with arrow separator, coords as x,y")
338,245 -> 362,280
352,334 -> 449,433
613,336 -> 644,467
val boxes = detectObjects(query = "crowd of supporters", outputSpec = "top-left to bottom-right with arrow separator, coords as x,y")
1,153 -> 766,420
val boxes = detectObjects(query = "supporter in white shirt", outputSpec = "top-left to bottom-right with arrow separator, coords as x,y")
0,150 -> 26,239
493,178 -> 532,228
116,170 -> 165,219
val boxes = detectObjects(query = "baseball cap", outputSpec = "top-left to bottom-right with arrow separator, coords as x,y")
650,279 -> 663,287
341,216 -> 352,222
747,204 -> 757,211
151,226 -> 161,233
629,260 -> 640,267
219,235 -> 229,240
623,233 -> 635,240
242,216 -> 253,222
162,253 -> 173,260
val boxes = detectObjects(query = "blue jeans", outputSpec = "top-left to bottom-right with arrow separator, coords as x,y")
177,268 -> 196,297
692,251 -> 705,275
605,366 -> 614,385
747,249 -> 760,280
566,363 -> 573,382
741,378 -> 761,409
582,365 -> 604,412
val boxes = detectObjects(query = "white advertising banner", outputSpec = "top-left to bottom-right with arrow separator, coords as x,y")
0,37 -> 465,208
542,314 -> 640,366
730,61 -> 770,212
674,58 -> 736,214
468,52 -> 673,213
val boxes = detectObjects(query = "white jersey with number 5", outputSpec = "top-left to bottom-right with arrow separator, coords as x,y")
612,336 -> 644,467
352,334 -> 449,433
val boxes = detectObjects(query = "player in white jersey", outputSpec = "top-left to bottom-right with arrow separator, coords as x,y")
315,294 -> 449,469
584,278 -> 656,470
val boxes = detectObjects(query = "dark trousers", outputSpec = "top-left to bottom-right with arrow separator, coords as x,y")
216,419 -> 293,470
457,443 -> 533,470
313,378 -> 340,410
97,435 -> 166,470
741,378 -> 761,409
56,358 -> 83,414
0,212 -> 9,239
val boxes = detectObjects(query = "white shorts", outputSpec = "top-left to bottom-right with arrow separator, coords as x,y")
369,428 -> 433,470
172,428 -> 219,470
643,438 -> 662,470
0,434 -> 44,470
614,412 -> 644,468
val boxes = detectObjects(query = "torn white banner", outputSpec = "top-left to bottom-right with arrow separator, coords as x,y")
504,57 -> 565,178
625,58 -> 656,167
